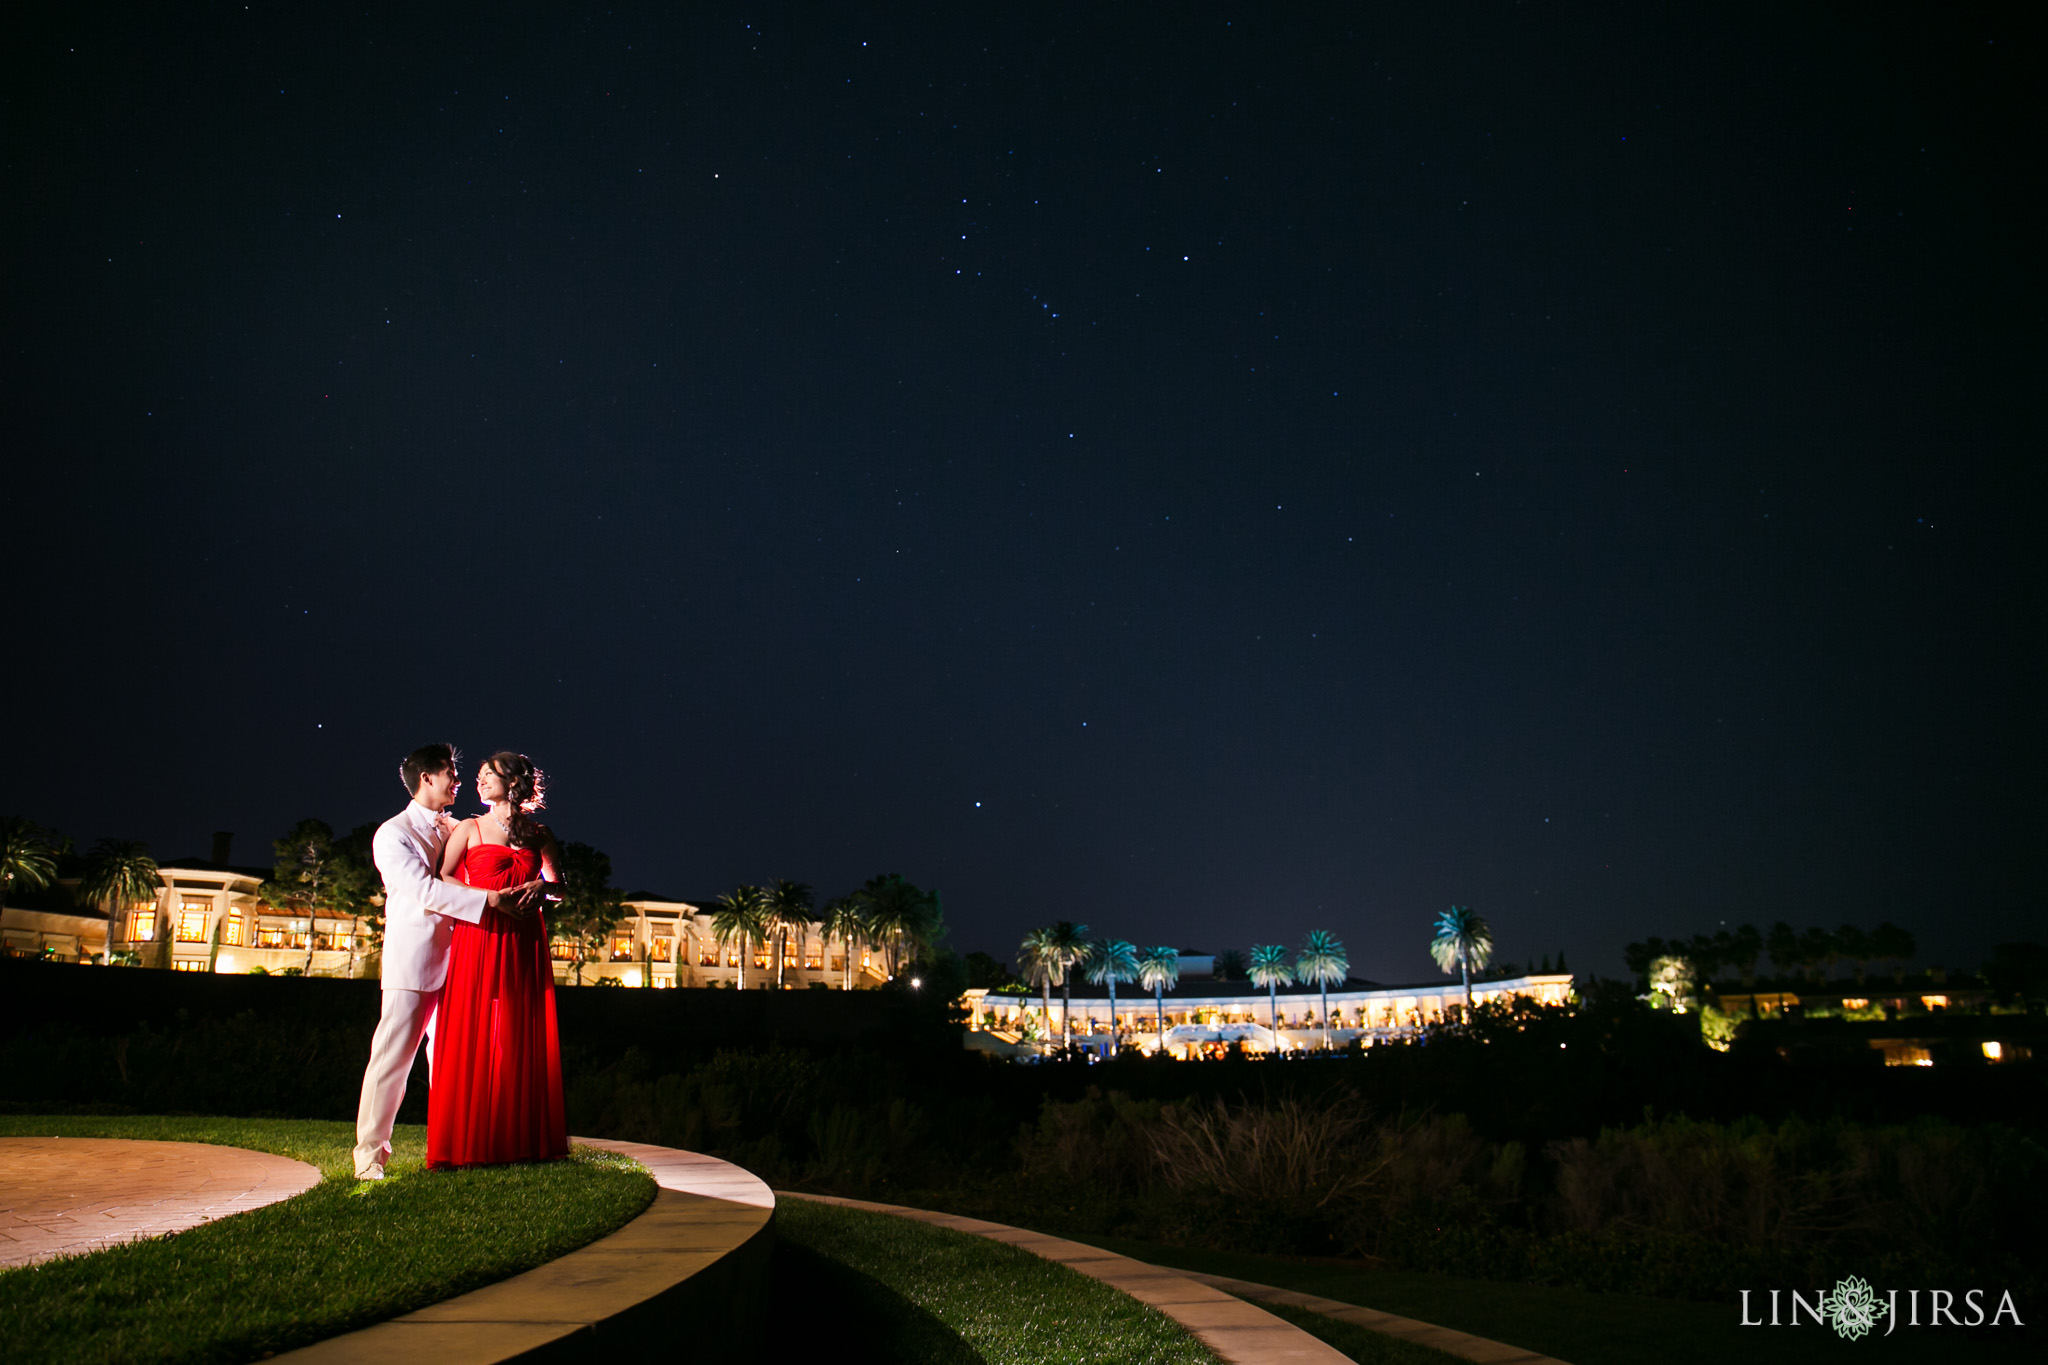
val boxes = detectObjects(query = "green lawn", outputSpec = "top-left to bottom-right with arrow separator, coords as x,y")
0,1115 -> 655,1365
768,1198 -> 1218,1365
1074,1235 -> 2038,1365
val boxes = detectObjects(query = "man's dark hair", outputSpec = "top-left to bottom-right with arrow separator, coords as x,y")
399,743 -> 459,797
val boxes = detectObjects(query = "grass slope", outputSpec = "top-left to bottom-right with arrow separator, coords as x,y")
772,1198 -> 1217,1365
1075,1235 -> 2038,1365
0,1115 -> 655,1365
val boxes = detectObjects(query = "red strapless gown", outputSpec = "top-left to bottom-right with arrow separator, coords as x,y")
426,843 -> 568,1168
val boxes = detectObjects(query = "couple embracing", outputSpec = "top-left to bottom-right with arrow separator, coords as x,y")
352,743 -> 568,1180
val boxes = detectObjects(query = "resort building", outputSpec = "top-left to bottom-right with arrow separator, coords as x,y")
0,846 -> 374,977
2,867 -> 886,990
962,969 -> 1577,1057
557,897 -> 887,990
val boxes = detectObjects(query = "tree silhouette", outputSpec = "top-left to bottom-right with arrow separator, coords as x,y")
555,842 -> 626,985
77,839 -> 160,966
710,885 -> 769,990
764,879 -> 814,989
0,818 -> 58,913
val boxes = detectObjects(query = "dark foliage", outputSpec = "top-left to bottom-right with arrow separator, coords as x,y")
6,957 -> 2045,1306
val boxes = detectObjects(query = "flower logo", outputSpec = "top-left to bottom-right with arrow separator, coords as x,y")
1824,1275 -> 1882,1341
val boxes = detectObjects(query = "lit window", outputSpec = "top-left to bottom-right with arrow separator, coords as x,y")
611,934 -> 635,962
171,960 -> 209,973
650,936 -> 672,962
753,950 -> 768,969
550,940 -> 577,961
177,904 -> 210,942
699,947 -> 719,966
860,949 -> 872,968
1842,997 -> 1870,1010
223,912 -> 243,946
830,955 -> 845,971
726,949 -> 740,967
805,946 -> 823,969
130,906 -> 157,941
1983,1041 -> 2003,1061
1922,995 -> 1949,1010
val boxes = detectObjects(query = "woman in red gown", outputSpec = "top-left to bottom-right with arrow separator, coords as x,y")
428,750 -> 568,1168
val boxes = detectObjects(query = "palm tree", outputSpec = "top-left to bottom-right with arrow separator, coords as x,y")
1043,921 -> 1092,1051
1136,945 -> 1181,1049
1870,921 -> 1916,985
1834,923 -> 1873,986
0,818 -> 58,913
1085,939 -> 1138,1055
764,879 -> 814,989
1797,925 -> 1836,984
1295,931 -> 1349,1050
1248,943 -> 1294,1044
1766,921 -> 1801,983
1428,906 -> 1493,1023
1018,925 -> 1065,1047
819,895 -> 867,990
77,839 -> 161,966
858,874 -> 940,978
711,885 -> 769,990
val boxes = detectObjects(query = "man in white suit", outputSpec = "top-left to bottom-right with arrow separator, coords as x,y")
352,743 -> 533,1179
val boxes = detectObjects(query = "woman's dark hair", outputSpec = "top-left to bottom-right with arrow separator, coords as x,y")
484,751 -> 547,847
400,743 -> 459,797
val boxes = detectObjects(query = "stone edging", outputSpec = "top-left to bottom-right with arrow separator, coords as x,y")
1177,1269 -> 1573,1365
781,1192 -> 1353,1364
274,1139 -> 773,1363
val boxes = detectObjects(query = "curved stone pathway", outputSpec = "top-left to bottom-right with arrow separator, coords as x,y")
273,1138 -> 774,1364
0,1136 -> 321,1269
783,1192 -> 1356,1364
783,1192 -> 1571,1365
1179,1269 -> 1570,1365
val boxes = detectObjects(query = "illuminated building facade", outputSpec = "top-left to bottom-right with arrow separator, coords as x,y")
565,898 -> 888,990
3,877 -> 888,990
961,970 -> 1578,1057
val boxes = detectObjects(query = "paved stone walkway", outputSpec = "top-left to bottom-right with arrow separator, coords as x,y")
1178,1269 -> 1571,1365
0,1136 -> 321,1269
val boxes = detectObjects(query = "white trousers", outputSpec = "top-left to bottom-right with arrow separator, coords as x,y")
353,987 -> 439,1175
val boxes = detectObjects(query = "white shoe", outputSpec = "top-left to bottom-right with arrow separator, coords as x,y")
355,1162 -> 386,1181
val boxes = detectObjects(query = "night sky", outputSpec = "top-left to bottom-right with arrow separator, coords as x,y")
5,4 -> 2041,981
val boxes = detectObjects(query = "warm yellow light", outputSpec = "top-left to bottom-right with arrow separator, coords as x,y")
1983,1041 -> 2003,1061
215,954 -> 236,972
622,970 -> 642,988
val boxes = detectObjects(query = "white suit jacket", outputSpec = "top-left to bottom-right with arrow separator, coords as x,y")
373,801 -> 489,992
